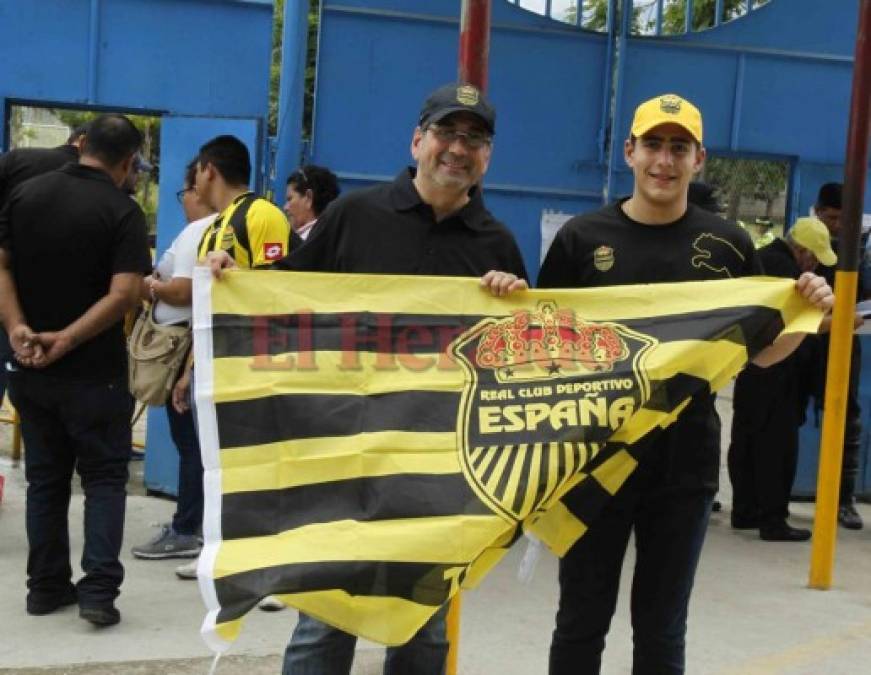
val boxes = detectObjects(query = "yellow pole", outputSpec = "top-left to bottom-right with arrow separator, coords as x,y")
808,271 -> 857,589
446,594 -> 462,675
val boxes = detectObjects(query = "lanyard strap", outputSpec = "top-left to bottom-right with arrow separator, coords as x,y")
197,192 -> 254,260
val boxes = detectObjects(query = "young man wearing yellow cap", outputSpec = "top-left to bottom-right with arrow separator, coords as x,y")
728,217 -> 836,542
538,94 -> 833,674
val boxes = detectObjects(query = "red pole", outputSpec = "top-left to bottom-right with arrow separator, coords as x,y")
840,0 -> 871,267
809,0 -> 871,588
458,0 -> 491,91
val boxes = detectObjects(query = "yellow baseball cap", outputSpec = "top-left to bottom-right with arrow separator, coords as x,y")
790,216 -> 837,266
631,94 -> 703,143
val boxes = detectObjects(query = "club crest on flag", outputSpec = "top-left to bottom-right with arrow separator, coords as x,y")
450,301 -> 658,523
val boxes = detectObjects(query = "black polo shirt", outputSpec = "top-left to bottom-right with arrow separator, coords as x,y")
0,163 -> 151,383
758,238 -> 800,280
0,144 -> 79,206
538,200 -> 762,493
275,168 -> 528,279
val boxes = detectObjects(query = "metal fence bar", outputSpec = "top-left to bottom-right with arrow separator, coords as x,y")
655,0 -> 664,36
715,0 -> 723,26
685,0 -> 694,33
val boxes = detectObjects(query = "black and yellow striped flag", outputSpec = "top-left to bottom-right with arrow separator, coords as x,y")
192,268 -> 820,652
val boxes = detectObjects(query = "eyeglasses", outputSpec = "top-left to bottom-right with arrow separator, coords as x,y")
176,187 -> 194,204
426,125 -> 492,150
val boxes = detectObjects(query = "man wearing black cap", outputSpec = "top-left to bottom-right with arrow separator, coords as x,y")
208,83 -> 527,675
810,182 -> 865,530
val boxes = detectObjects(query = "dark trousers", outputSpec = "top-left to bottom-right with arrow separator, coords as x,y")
728,362 -> 800,525
166,401 -> 203,536
549,469 -> 713,675
9,371 -> 133,607
814,334 -> 862,502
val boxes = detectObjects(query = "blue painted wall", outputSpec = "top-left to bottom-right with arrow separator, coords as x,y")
0,0 -> 273,148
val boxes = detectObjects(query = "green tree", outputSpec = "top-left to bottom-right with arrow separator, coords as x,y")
703,157 -> 788,223
8,107 -> 35,147
565,0 -> 768,34
270,0 -> 320,139
657,0 -> 769,33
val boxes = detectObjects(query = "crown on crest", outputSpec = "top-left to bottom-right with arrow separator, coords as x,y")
475,302 -> 629,381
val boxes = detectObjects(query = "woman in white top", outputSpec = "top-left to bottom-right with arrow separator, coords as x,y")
130,160 -> 216,576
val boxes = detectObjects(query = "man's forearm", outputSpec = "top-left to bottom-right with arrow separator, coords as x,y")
0,259 -> 25,333
751,332 -> 805,368
152,277 -> 193,307
60,290 -> 138,348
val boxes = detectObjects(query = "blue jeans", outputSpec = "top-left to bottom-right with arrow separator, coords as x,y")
283,606 -> 449,675
166,401 -> 203,536
9,371 -> 133,607
549,464 -> 713,675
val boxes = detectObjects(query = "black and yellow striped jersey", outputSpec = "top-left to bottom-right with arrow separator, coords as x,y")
198,191 -> 290,269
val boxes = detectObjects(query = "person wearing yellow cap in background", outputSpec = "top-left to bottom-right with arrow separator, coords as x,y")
539,94 -> 833,675
728,216 -> 838,543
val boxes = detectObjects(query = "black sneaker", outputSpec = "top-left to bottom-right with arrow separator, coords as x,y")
838,503 -> 863,530
759,522 -> 811,542
79,604 -> 121,627
26,586 -> 78,616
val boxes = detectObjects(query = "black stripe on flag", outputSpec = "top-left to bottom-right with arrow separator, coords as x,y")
212,312 -> 485,359
216,390 -> 460,448
215,559 -> 465,624
221,473 -> 493,540
211,305 -> 783,360
621,306 -> 783,353
643,374 -> 712,413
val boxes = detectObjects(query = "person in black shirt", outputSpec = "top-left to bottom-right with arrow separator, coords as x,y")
0,124 -> 87,205
210,82 -> 528,675
0,114 -> 151,627
810,182 -> 865,530
539,94 -> 832,675
0,124 -> 88,402
728,217 -> 838,541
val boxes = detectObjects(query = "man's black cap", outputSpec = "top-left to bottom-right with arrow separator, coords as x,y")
418,83 -> 496,135
816,182 -> 842,209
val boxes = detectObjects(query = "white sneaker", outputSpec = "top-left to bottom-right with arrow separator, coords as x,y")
175,558 -> 199,580
258,595 -> 285,611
